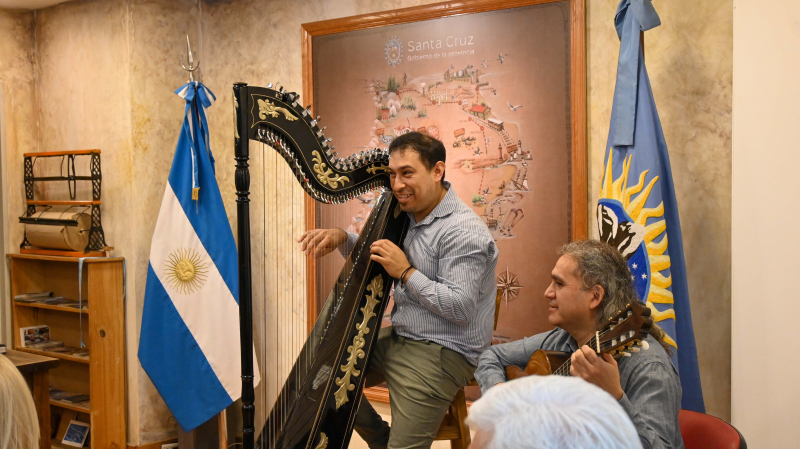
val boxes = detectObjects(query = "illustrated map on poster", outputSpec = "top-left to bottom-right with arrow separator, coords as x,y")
313,2 -> 574,359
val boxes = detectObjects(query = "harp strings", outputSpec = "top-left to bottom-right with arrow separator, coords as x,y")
257,132 -> 373,448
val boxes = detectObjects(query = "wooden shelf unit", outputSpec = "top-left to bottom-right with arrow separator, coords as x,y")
9,254 -> 126,449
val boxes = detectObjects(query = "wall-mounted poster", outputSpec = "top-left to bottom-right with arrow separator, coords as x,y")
303,0 -> 586,401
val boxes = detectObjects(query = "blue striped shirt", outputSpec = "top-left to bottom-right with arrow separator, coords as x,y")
343,182 -> 498,364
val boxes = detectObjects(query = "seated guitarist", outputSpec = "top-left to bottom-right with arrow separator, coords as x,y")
475,240 -> 684,449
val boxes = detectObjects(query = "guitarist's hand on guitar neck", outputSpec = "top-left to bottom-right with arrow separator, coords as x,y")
570,345 -> 624,400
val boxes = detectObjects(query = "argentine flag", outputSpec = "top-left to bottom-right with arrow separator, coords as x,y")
139,82 -> 260,431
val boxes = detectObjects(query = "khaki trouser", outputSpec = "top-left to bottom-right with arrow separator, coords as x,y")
354,326 -> 476,449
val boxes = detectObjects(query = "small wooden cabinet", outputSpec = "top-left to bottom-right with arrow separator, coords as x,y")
9,254 -> 126,449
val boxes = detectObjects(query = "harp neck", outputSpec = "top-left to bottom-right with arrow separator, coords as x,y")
234,83 -> 393,204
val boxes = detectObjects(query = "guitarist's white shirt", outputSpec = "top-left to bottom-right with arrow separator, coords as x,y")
475,328 -> 684,449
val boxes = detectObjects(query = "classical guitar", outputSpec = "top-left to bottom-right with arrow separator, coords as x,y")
505,302 -> 653,380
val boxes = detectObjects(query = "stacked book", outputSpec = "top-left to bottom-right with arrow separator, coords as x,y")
19,325 -> 90,359
14,291 -> 54,302
49,387 -> 90,407
15,291 -> 88,310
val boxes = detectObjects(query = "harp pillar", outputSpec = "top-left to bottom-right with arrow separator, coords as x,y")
234,82 -> 256,449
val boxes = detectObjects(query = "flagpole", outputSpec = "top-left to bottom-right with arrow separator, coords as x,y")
234,82 -> 256,449
640,30 -> 645,61
218,412 -> 228,449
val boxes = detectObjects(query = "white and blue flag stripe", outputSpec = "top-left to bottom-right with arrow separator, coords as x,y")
139,82 -> 260,431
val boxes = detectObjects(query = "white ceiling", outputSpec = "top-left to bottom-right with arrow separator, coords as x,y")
0,0 -> 74,10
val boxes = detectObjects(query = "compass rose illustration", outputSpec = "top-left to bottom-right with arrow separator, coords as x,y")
496,266 -> 523,307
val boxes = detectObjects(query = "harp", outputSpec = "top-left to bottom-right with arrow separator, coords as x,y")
233,82 -> 409,449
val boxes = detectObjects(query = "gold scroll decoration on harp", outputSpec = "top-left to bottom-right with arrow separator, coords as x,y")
312,150 -> 351,189
314,432 -> 328,449
366,164 -> 390,175
257,98 -> 297,121
334,275 -> 384,409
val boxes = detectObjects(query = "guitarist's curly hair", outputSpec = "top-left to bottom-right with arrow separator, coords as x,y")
558,239 -> 671,354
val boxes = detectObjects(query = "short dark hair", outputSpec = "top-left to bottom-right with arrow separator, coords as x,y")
388,132 -> 446,181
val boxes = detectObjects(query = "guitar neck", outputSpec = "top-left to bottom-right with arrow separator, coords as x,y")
552,333 -> 602,377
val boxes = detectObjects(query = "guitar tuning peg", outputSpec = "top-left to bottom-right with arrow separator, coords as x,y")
267,83 -> 273,88
621,352 -> 632,357
629,347 -> 641,353
316,116 -> 321,122
639,340 -> 650,350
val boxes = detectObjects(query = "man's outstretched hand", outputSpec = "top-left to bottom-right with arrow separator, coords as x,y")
298,228 -> 348,258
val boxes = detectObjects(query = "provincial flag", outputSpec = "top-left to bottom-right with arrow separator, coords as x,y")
596,0 -> 705,412
138,82 -> 260,430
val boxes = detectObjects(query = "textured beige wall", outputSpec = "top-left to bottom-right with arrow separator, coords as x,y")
0,9 -> 35,344
587,0 -> 732,420
0,0 -> 733,444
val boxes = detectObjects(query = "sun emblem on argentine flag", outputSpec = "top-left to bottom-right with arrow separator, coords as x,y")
164,248 -> 209,295
596,151 -> 677,348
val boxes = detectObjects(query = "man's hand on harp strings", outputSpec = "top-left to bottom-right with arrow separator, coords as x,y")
298,228 -> 348,258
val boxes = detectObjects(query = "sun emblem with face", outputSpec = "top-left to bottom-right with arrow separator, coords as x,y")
164,248 -> 209,295
597,150 -> 677,348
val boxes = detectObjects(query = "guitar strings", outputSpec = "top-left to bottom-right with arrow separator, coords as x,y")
553,319 -> 648,376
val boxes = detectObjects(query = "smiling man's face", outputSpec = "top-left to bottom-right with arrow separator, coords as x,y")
388,148 -> 445,221
544,255 -> 599,333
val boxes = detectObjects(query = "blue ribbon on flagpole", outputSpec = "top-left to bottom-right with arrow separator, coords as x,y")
175,81 -> 216,199
612,0 -> 661,147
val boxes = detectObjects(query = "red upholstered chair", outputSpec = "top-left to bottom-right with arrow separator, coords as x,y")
679,409 -> 747,449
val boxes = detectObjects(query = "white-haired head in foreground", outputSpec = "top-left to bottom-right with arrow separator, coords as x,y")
467,376 -> 642,449
0,354 -> 40,449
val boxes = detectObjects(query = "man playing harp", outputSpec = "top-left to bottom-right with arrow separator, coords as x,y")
299,132 -> 499,449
